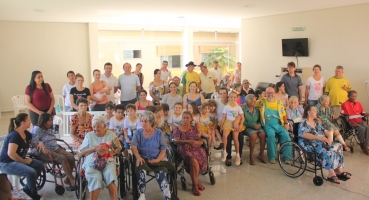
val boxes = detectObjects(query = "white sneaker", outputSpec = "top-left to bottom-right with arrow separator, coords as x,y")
235,156 -> 241,165
138,194 -> 146,200
221,152 -> 226,162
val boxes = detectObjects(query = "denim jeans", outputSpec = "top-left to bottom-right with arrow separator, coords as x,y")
0,160 -> 43,194
64,106 -> 71,112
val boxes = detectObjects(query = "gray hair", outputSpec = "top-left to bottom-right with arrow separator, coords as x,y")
288,96 -> 299,102
140,111 -> 156,127
92,115 -> 106,127
319,95 -> 330,104
245,94 -> 256,104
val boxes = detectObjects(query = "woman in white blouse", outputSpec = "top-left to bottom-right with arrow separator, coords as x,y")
304,65 -> 326,106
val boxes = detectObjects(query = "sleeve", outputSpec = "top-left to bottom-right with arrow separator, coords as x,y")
280,75 -> 287,83
298,121 -> 306,137
130,130 -> 139,147
86,88 -> 91,96
136,76 -> 141,86
69,87 -> 75,95
298,105 -> 304,116
25,85 -> 31,95
341,102 -> 349,115
78,133 -> 90,151
114,77 -> 118,87
223,105 -> 228,114
346,78 -> 351,90
159,131 -> 167,151
181,73 -> 187,85
196,73 -> 200,83
123,118 -> 128,129
149,83 -> 154,91
46,83 -> 53,93
286,108 -> 292,119
238,106 -> 244,114
70,114 -> 78,127
160,94 -> 168,104
8,132 -> 19,145
305,77 -> 311,87
31,127 -> 40,144
325,78 -> 331,93
109,118 -> 114,130
298,76 -> 303,86
117,75 -> 121,87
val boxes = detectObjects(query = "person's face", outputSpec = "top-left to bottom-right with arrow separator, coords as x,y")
189,83 -> 197,93
187,65 -> 195,72
229,93 -> 237,103
126,108 -> 136,117
266,89 -> 275,101
348,92 -> 357,102
93,71 -> 101,80
174,105 -> 183,114
202,106 -> 209,114
93,123 -> 106,136
34,73 -> 44,85
76,77 -> 84,86
123,64 -> 132,73
105,107 -> 113,115
104,65 -> 112,75
155,71 -> 161,79
163,110 -> 169,116
187,104 -> 193,114
155,110 -> 164,118
248,97 -> 256,107
115,109 -> 124,119
200,66 -> 207,73
78,103 -> 88,112
67,73 -> 75,83
308,107 -> 318,118
279,84 -> 285,92
22,116 -> 32,128
173,78 -> 180,85
288,66 -> 296,74
289,100 -> 298,109
313,67 -> 321,75
170,84 -> 177,93
322,98 -> 330,107
335,68 -> 343,77
140,118 -> 151,129
182,113 -> 192,124
45,117 -> 53,129
260,91 -> 266,98
210,106 -> 216,113
213,62 -> 218,69
235,86 -> 242,93
136,64 -> 142,71
237,63 -> 241,69
243,82 -> 250,89
139,92 -> 147,100
162,62 -> 168,68
219,89 -> 228,100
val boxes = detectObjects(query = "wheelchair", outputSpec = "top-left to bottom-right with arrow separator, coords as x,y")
20,138 -> 77,195
75,152 -> 128,200
278,122 -> 327,186
169,136 -> 216,191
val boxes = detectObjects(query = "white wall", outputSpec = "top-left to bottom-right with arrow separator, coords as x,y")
0,21 -> 90,112
241,3 -> 369,110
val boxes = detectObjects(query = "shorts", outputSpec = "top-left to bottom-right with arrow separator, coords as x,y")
246,127 -> 265,136
222,120 -> 246,131
30,147 -> 75,164
123,135 -> 133,149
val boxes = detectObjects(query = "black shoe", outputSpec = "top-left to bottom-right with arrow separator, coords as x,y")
22,188 -> 41,200
214,143 -> 223,150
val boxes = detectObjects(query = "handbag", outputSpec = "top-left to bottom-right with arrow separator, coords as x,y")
0,173 -> 13,200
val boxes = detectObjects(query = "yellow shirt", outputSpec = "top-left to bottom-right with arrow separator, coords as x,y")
265,100 -> 278,111
181,71 -> 200,93
325,76 -> 351,106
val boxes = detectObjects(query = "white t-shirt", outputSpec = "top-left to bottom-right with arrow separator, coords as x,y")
118,73 -> 140,101
62,82 -> 77,107
109,116 -> 125,134
168,113 -> 183,127
212,68 -> 223,86
123,116 -> 141,136
216,99 -> 227,123
160,93 -> 182,110
223,104 -> 243,121
160,69 -> 172,82
305,76 -> 326,100
100,73 -> 118,103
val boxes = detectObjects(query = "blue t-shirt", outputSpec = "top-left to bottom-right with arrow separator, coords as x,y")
0,130 -> 32,163
131,128 -> 167,160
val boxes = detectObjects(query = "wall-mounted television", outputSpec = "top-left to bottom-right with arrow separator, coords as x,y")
282,38 -> 308,57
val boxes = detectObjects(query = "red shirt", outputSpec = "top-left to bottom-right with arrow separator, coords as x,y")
341,100 -> 364,123
25,83 -> 52,112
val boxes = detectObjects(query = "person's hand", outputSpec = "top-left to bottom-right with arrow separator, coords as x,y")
317,136 -> 328,144
304,100 -> 308,105
350,122 -> 358,127
187,140 -> 195,146
157,87 -> 163,94
254,124 -> 260,130
97,145 -> 108,155
342,85 -> 348,91
125,138 -> 131,144
284,124 -> 290,131
24,158 -> 33,165
148,159 -> 159,164
136,156 -> 145,167
37,142 -> 50,155
299,100 -> 303,105
234,124 -> 240,132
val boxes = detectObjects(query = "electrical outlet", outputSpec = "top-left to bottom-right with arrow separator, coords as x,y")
366,80 -> 369,85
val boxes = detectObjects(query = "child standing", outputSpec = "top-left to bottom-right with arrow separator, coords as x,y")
154,105 -> 171,142
186,102 -> 200,127
161,103 -> 170,123
168,102 -> 183,130
123,104 -> 141,157
104,102 -> 115,128
286,96 -> 304,121
208,100 -> 222,150
220,91 -> 244,165
109,104 -> 125,143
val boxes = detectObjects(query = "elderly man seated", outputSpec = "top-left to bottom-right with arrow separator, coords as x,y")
341,90 -> 369,155
256,87 -> 291,164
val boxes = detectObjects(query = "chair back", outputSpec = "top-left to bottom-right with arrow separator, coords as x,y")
292,122 -> 301,143
54,94 -> 64,112
12,95 -> 26,106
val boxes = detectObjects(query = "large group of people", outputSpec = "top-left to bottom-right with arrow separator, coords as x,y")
1,60 -> 367,200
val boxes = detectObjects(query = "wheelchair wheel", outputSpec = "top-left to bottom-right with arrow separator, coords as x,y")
131,157 -> 139,200
20,165 -> 46,190
278,141 -> 307,178
313,176 -> 324,186
125,154 -> 132,194
209,171 -> 216,185
180,177 -> 187,190
55,184 -> 65,195
75,160 -> 87,200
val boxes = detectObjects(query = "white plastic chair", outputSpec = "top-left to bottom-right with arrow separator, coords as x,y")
0,136 -> 21,188
53,116 -> 63,138
12,95 -> 28,116
54,94 -> 64,113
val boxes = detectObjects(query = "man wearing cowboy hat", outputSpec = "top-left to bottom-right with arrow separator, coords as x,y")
198,62 -> 217,99
181,61 -> 200,94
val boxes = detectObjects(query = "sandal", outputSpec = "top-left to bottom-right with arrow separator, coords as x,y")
226,159 -> 232,166
343,145 -> 351,152
257,156 -> 267,163
197,183 -> 205,191
192,189 -> 201,196
337,172 -> 351,181
66,185 -> 78,191
327,176 -> 340,184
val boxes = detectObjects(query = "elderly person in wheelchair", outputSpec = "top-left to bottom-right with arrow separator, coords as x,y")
299,105 -> 351,184
172,111 -> 207,196
131,111 -> 173,200
78,115 -> 122,200
31,113 -> 77,191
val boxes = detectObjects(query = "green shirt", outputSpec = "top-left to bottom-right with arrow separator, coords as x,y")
242,106 -> 261,128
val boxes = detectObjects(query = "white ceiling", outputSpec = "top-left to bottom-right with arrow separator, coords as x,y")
1,0 -> 369,28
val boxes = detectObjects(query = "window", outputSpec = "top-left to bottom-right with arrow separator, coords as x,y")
161,55 -> 182,68
123,50 -> 142,59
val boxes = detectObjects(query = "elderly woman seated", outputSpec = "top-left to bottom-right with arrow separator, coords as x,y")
298,105 -> 351,184
172,111 -> 207,196
79,115 -> 122,200
31,113 -> 76,191
242,94 -> 266,165
131,111 -> 174,200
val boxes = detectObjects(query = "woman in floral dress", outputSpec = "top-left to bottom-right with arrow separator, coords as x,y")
298,105 -> 351,184
70,97 -> 93,148
172,111 -> 207,196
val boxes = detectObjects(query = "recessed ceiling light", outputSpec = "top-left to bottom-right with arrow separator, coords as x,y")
244,4 -> 255,8
34,9 -> 45,13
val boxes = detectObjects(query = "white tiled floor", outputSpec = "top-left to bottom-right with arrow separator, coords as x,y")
1,111 -> 369,200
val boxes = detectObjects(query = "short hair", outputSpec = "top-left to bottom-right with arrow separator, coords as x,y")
237,62 -> 241,65
348,90 -> 357,97
219,87 -> 228,95
245,94 -> 256,104
318,94 -> 330,104
104,62 -> 112,68
174,102 -> 183,108
76,97 -> 88,106
154,69 -> 160,75
287,62 -> 296,68
92,69 -> 100,75
126,104 -> 136,111
115,104 -> 125,112
162,60 -> 168,64
207,99 -> 217,109
155,105 -> 163,112
313,64 -> 321,71
139,89 -> 148,95
336,65 -> 344,70
161,103 -> 169,111
66,71 -> 75,77
140,111 -> 156,127
75,73 -> 84,79
288,96 -> 299,102
92,115 -> 106,127
136,63 -> 142,67
145,105 -> 156,113
202,102 -> 209,109
123,62 -> 131,68
105,102 -> 114,110
173,76 -> 180,81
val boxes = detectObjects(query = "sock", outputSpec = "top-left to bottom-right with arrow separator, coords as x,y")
223,150 -> 227,153
336,135 -> 345,145
236,153 -> 240,157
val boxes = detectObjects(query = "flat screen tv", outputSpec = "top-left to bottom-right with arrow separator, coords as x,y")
282,38 -> 309,57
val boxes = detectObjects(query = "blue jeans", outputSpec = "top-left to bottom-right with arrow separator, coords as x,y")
64,106 -> 71,112
0,160 -> 43,194
307,100 -> 318,106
